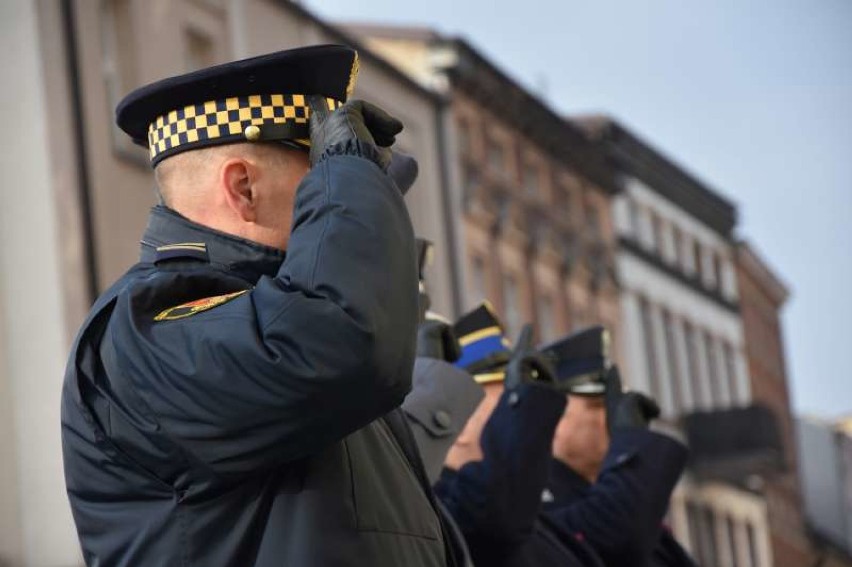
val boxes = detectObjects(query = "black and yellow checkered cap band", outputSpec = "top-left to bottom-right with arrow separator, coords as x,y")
147,94 -> 342,165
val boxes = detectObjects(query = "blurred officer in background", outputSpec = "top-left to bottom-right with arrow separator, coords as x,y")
61,45 -> 461,567
401,240 -> 484,566
541,329 -> 696,567
405,239 -> 484,485
435,304 -> 604,567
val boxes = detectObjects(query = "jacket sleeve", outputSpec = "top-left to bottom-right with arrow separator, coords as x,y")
544,429 -> 688,565
437,384 -> 565,547
111,154 -> 419,477
402,358 -> 484,485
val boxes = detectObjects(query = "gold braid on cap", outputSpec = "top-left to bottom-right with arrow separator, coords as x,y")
346,52 -> 360,99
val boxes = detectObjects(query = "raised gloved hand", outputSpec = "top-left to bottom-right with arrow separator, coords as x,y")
416,320 -> 462,363
308,96 -> 403,171
504,325 -> 557,390
604,365 -> 661,433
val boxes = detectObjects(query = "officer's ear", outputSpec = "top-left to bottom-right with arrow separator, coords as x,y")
220,157 -> 258,223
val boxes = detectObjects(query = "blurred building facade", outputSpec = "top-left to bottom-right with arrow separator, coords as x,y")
573,117 -> 777,566
348,24 -> 623,355
351,22 -> 830,567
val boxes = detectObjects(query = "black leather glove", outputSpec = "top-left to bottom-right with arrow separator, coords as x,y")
605,365 -> 661,433
308,96 -> 403,170
504,325 -> 557,390
416,320 -> 462,363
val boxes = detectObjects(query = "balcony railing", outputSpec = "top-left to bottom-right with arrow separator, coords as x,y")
683,404 -> 785,483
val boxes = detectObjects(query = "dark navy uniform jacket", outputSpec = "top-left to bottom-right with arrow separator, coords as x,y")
543,430 -> 696,567
61,153 -> 454,566
435,384 -> 605,567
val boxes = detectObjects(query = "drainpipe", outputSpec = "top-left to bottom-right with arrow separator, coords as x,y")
434,95 -> 463,318
60,0 -> 99,303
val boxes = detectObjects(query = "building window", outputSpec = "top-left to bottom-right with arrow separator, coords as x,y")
725,515 -> 740,567
686,503 -> 702,563
463,167 -> 480,201
712,252 -> 723,290
662,310 -> 683,414
704,331 -> 720,406
671,224 -> 683,269
747,523 -> 760,566
586,203 -> 601,237
722,341 -> 739,404
629,198 -> 642,239
682,235 -> 695,274
457,120 -> 471,155
639,296 -> 660,400
687,503 -> 719,567
487,139 -> 506,174
555,186 -> 572,220
684,321 -> 703,408
693,240 -> 704,281
700,506 -> 719,567
649,211 -> 663,253
502,273 -> 521,340
537,294 -> 556,342
523,164 -> 540,197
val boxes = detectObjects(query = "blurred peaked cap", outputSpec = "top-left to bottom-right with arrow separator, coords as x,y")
539,325 -> 610,385
116,44 -> 359,166
453,301 -> 511,376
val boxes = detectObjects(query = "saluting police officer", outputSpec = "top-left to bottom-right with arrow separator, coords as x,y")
541,330 -> 696,567
435,305 -> 603,567
61,45 -> 459,566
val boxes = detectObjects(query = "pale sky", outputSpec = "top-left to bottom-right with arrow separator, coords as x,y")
306,0 -> 852,418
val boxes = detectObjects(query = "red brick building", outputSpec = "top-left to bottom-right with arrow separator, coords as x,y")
736,242 -> 815,566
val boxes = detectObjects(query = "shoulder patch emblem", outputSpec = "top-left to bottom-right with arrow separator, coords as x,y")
154,290 -> 249,322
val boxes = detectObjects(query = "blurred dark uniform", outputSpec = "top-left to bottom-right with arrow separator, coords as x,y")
437,383 -> 606,567
538,329 -> 695,567
543,431 -> 694,567
434,308 -> 605,567
61,46 -> 456,567
405,354 -> 484,567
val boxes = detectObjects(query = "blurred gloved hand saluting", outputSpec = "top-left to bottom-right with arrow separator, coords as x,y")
605,365 -> 661,433
504,325 -> 557,390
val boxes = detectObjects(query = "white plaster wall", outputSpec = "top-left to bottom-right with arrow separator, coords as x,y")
615,248 -> 750,411
0,1 -> 82,564
617,178 -> 740,302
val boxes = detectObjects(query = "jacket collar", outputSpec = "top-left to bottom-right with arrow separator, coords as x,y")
140,205 -> 285,283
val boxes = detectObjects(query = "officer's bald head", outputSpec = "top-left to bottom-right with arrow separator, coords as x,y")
153,142 -> 310,250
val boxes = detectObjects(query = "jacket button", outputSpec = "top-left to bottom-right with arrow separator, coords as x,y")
508,391 -> 520,407
433,410 -> 452,429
